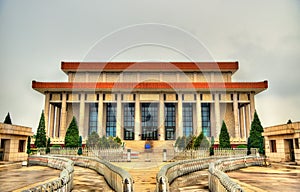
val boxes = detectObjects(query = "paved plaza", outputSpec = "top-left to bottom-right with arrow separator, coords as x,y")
0,165 -> 60,192
1,161 -> 300,191
227,165 -> 300,192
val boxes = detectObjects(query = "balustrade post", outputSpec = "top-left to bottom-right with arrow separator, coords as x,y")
163,149 -> 167,162
127,149 -> 131,162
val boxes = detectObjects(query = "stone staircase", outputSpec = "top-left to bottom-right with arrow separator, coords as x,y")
124,140 -> 175,152
124,140 -> 175,162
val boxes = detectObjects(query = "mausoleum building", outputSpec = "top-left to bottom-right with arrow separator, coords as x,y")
32,61 -> 268,143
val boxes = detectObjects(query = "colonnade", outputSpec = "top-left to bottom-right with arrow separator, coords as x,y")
43,92 -> 255,141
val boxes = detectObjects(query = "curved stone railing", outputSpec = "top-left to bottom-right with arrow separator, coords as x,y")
156,156 -> 226,192
22,155 -> 74,192
56,155 -> 134,192
208,156 -> 266,192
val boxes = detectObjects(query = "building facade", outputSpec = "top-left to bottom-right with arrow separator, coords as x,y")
32,62 -> 268,143
0,123 -> 33,161
263,122 -> 300,164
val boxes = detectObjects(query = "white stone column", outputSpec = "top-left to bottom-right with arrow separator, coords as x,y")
98,93 -> 104,137
60,93 -> 67,139
214,93 -> 221,137
239,106 -> 245,139
196,93 -> 202,135
79,93 -> 85,138
245,104 -> 251,138
134,93 -> 141,140
49,104 -> 55,138
233,93 -> 240,138
177,93 -> 183,137
250,92 -> 255,122
55,107 -> 61,138
116,93 -> 122,139
159,93 -> 165,140
44,92 -> 50,136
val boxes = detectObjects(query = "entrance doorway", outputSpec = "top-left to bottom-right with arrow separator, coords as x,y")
285,139 -> 295,162
141,103 -> 158,140
0,139 -> 9,161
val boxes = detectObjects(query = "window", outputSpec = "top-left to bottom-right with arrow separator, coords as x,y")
106,103 -> 116,137
183,103 -> 193,137
141,103 -> 158,140
295,138 -> 299,149
18,140 -> 25,152
201,103 -> 211,137
89,103 -> 98,135
123,103 -> 135,140
165,103 -> 176,140
270,140 -> 277,153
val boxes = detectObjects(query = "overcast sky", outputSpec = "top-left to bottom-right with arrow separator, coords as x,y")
0,0 -> 299,133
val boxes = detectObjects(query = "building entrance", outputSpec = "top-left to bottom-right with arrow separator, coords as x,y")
165,103 -> 176,140
141,103 -> 158,140
286,139 -> 295,162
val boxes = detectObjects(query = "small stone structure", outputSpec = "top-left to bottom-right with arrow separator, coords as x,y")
263,122 -> 300,164
0,123 -> 33,161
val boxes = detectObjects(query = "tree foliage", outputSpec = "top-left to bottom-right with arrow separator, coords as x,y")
219,121 -> 231,148
175,135 -> 201,150
26,136 -> 31,155
64,117 -> 79,148
194,132 -> 210,148
210,136 -> 215,156
86,131 -> 100,148
175,136 -> 186,150
46,137 -> 51,154
35,111 -> 47,148
249,111 -> 264,154
4,112 -> 12,124
247,137 -> 251,155
86,132 -> 121,148
77,136 -> 83,155
99,136 -> 122,148
185,135 -> 196,149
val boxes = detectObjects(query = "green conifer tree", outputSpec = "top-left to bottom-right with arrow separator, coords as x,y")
26,136 -> 31,155
77,136 -> 83,155
46,137 -> 51,154
194,132 -> 204,148
249,111 -> 264,154
247,137 -> 251,155
64,117 -> 79,148
4,112 -> 12,124
35,111 -> 47,148
194,132 -> 210,148
210,136 -> 215,156
219,121 -> 231,148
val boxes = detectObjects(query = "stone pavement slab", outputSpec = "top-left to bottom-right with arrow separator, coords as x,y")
227,166 -> 300,192
0,166 -> 60,192
72,166 -> 113,192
